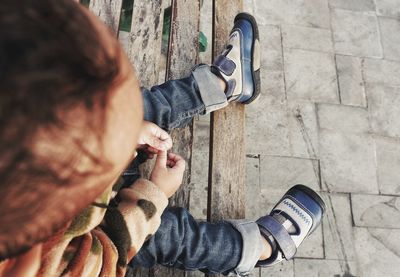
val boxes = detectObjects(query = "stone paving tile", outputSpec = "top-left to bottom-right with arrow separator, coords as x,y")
322,193 -> 357,260
296,225 -> 324,258
258,188 -> 286,216
284,49 -> 339,103
243,0 -> 254,14
246,98 -> 291,156
253,0 -> 330,29
375,136 -> 400,195
319,129 -> 379,193
331,9 -> 382,58
317,103 -> 370,133
379,16 -> 400,61
336,55 -> 367,107
281,25 -> 333,53
328,0 -> 375,11
260,155 -> 320,192
354,227 -> 400,277
375,0 -> 400,18
261,70 -> 285,103
190,0 -> 400,274
259,24 -> 283,72
366,84 -> 400,138
248,157 -> 298,219
362,58 -> 400,86
351,194 -> 400,228
287,100 -> 319,159
294,258 -> 358,276
260,260 -> 294,277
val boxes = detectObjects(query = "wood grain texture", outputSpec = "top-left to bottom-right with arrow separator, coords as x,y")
89,0 -> 123,34
151,0 -> 200,276
208,0 -> 245,221
207,3 -> 245,275
167,0 -> 199,208
128,0 -> 165,87
126,1 -> 166,276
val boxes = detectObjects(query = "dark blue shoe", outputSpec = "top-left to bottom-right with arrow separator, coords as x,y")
256,185 -> 325,266
212,13 -> 260,104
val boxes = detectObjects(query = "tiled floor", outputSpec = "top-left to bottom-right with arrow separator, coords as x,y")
190,0 -> 400,276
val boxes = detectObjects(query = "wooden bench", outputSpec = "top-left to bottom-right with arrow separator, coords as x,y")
85,1 -> 246,276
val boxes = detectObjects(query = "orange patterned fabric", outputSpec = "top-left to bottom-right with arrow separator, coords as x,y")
0,179 -> 168,277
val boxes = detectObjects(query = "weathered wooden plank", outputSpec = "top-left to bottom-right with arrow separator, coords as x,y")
166,0 -> 200,81
89,0 -> 123,34
207,2 -> 245,275
208,1 -> 245,221
126,267 -> 150,277
128,0 -> 168,187
90,0 -> 199,275
151,0 -> 200,276
128,0 -> 166,87
126,1 -> 167,276
167,0 -> 199,207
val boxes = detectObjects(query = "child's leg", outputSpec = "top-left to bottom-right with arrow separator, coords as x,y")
129,207 -> 264,276
141,64 -> 228,131
129,185 -> 325,276
142,12 -> 261,132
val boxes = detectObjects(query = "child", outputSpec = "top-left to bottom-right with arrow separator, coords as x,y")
0,1 -> 325,276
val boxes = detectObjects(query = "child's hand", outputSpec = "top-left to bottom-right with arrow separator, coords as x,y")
150,150 -> 185,198
137,121 -> 172,159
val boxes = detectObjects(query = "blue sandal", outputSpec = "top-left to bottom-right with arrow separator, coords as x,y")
212,13 -> 261,104
256,185 -> 325,266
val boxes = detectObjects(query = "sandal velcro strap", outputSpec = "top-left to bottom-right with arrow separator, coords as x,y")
213,54 -> 236,76
256,215 -> 297,260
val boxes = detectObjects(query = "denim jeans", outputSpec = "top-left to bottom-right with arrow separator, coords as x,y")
127,65 -> 263,276
141,64 -> 228,131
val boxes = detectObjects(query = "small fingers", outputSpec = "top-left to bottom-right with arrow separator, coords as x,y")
167,152 -> 182,162
166,160 -> 175,168
148,125 -> 172,151
157,129 -> 173,150
139,121 -> 173,151
155,150 -> 168,167
146,146 -> 159,154
168,153 -> 185,172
